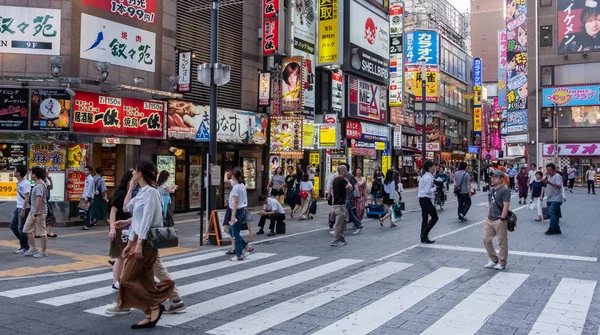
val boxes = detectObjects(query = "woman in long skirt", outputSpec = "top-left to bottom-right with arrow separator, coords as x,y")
353,168 -> 367,221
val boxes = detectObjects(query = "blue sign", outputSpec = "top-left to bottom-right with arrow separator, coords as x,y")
404,31 -> 439,65
473,58 -> 482,86
506,109 -> 528,133
195,122 -> 210,142
542,85 -> 600,107
468,146 -> 479,154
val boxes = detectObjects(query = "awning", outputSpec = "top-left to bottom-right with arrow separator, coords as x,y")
402,127 -> 422,136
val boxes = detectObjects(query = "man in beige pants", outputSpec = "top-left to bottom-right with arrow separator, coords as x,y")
483,170 -> 511,270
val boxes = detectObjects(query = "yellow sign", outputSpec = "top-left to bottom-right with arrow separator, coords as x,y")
382,155 -> 391,174
376,142 -> 386,150
304,124 -> 316,148
319,124 -> 337,147
318,0 -> 339,64
474,86 -> 482,105
474,107 -> 482,131
309,152 -> 320,166
0,181 -> 16,201
314,176 -> 320,197
29,144 -> 67,171
404,65 -> 439,102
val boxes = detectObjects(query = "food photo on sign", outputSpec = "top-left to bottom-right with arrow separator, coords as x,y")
30,89 -> 71,131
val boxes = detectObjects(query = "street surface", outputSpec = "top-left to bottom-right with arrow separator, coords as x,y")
1,187 -> 600,334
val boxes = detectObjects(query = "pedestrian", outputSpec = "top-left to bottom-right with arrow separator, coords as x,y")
257,194 -> 286,236
567,164 -> 577,193
330,165 -> 353,246
285,167 -> 299,217
483,170 -> 511,270
107,171 -> 133,292
418,160 -> 438,244
23,167 -> 49,258
81,165 -> 96,230
307,163 -> 316,184
353,167 -> 367,221
294,173 -> 314,220
561,166 -> 569,187
516,166 -> 529,204
91,168 -> 108,225
371,169 -> 383,201
11,165 -> 30,254
379,170 -> 402,228
342,163 -> 363,234
543,163 -> 565,235
530,171 -> 546,221
455,162 -> 473,222
228,167 -> 254,261
110,161 -> 174,326
157,170 -> 177,226
527,163 -> 537,190
507,164 -> 517,190
586,165 -> 596,194
269,167 -> 286,203
43,170 -> 57,238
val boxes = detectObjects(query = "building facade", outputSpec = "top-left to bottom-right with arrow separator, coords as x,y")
470,0 -> 506,84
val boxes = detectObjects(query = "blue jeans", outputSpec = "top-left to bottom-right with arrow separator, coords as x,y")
229,208 -> 248,258
10,208 -> 29,250
548,201 -> 562,232
345,200 -> 362,229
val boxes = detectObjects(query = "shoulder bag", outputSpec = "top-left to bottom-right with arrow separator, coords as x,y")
454,172 -> 466,195
147,191 -> 178,248
493,188 -> 517,231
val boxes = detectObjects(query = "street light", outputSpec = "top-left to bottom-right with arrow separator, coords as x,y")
487,104 -> 505,156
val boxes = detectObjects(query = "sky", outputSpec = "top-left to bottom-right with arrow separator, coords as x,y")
448,0 -> 470,13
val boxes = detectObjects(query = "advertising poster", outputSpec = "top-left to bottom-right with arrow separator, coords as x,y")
346,120 -> 389,142
507,109 -> 528,133
404,64 -> 439,102
167,101 -> 268,144
177,50 -> 192,93
318,124 -> 338,148
317,0 -> 342,65
304,123 -> 316,148
0,172 -> 17,201
67,171 -> 86,201
81,0 -> 157,24
405,30 -> 439,65
67,144 -> 89,171
30,89 -> 71,131
189,165 -> 202,209
346,0 -> 390,84
498,29 -> 508,108
542,85 -> 600,107
331,71 -> 343,112
271,72 -> 281,116
0,6 -> 61,55
348,77 -> 387,123
281,57 -> 304,112
506,0 -> 527,112
416,124 -> 441,152
73,92 -> 165,139
80,14 -> 156,72
0,144 -> 27,171
557,0 -> 600,54
29,144 -> 67,171
269,116 -> 303,155
0,88 -> 28,130
156,155 -> 176,186
258,72 -> 271,106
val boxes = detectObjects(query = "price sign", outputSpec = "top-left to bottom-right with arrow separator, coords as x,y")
0,181 -> 17,200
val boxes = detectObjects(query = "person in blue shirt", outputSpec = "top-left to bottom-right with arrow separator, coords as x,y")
507,164 -> 518,191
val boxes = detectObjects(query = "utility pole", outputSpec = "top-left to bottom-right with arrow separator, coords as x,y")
421,61 -> 427,164
208,0 -> 218,223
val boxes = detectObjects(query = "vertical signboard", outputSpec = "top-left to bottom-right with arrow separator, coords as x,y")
262,0 -> 280,55
331,71 -> 343,113
292,0 -> 316,119
258,72 -> 271,106
317,0 -> 343,65
498,30 -> 508,109
404,30 -> 439,65
177,50 -> 192,93
506,0 -> 527,114
281,57 -> 304,112
473,57 -> 483,143
389,3 -> 403,107
0,88 -> 28,130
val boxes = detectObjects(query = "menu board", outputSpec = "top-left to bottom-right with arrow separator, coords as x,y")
67,144 -> 89,171
30,89 -> 71,131
0,88 -> 28,130
156,155 -> 176,186
242,158 -> 257,190
0,171 -> 17,201
73,92 -> 165,139
29,144 -> 67,171
0,144 -> 27,170
67,170 -> 86,201
101,145 -> 117,187
189,165 -> 202,209
48,172 -> 65,202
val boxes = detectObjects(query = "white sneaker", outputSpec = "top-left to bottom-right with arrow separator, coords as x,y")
14,248 -> 25,254
493,263 -> 505,270
484,260 -> 497,268
353,228 -> 362,235
24,249 -> 37,256
329,230 -> 335,235
33,252 -> 48,258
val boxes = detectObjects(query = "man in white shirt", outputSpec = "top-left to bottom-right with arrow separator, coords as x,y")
11,165 -> 30,254
586,165 -> 596,195
81,165 -> 96,230
527,163 -> 537,186
418,160 -> 438,244
257,194 -> 286,236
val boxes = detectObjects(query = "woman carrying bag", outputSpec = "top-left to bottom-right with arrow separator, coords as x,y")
379,170 -> 400,228
294,173 -> 314,220
228,167 -> 254,261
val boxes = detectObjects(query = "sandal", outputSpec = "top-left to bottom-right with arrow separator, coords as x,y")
225,249 -> 236,255
245,246 -> 254,253
390,223 -> 397,228
379,219 -> 383,228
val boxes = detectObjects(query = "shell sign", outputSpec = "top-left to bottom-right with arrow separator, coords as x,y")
542,85 -> 600,107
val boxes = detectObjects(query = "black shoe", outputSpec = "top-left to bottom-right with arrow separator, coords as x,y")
518,201 -> 522,205
267,231 -> 276,236
420,235 -> 426,243
256,229 -> 264,235
108,260 -> 115,266
424,238 -> 435,244
555,229 -> 562,234
131,304 -> 164,329
545,230 -> 556,235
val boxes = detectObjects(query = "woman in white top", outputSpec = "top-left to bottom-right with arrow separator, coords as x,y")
117,161 -> 174,329
293,173 -> 314,220
229,167 -> 254,261
379,170 -> 401,228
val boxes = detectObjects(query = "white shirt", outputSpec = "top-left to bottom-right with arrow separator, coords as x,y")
229,183 -> 248,209
418,172 -> 436,198
587,169 -> 597,181
125,185 -> 163,241
265,197 -> 285,214
16,179 -> 31,209
300,181 -> 314,191
82,174 -> 95,199
528,170 -> 537,184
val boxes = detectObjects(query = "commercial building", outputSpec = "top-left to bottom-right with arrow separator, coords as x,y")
469,0 -> 506,85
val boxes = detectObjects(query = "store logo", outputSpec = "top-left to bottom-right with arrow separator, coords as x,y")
547,88 -> 572,106
85,31 -> 104,51
364,18 -> 377,45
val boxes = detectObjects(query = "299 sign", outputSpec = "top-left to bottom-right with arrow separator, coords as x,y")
0,182 -> 16,199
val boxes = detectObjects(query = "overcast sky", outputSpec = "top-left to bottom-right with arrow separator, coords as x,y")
448,0 -> 470,13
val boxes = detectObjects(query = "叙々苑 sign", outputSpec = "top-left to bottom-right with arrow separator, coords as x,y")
0,6 -> 61,55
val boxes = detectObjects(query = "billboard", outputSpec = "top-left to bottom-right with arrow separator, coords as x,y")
405,30 -> 439,65
317,0 -> 343,65
506,0 -> 527,112
348,77 -> 387,123
404,64 -> 439,102
557,0 -> 600,54
542,85 -> 600,107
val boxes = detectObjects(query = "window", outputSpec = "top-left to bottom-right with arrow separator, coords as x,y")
482,34 -> 486,40
540,0 -> 552,6
541,25 -> 553,47
542,106 -> 600,128
541,66 -> 553,86
476,5 -> 480,9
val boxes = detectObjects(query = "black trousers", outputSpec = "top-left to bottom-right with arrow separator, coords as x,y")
419,197 -> 438,238
568,178 -> 575,189
258,213 -> 285,231
457,194 -> 472,218
588,180 -> 595,194
509,177 -> 515,190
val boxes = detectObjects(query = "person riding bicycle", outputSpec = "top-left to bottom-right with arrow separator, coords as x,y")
434,166 -> 450,205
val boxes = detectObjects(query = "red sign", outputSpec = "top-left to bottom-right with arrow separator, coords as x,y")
346,120 -> 362,139
73,92 -> 165,139
263,0 -> 279,18
67,171 -> 86,201
262,19 -> 278,55
81,0 -> 157,24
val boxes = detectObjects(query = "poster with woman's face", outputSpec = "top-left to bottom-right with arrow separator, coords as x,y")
281,57 -> 304,112
558,0 -> 600,54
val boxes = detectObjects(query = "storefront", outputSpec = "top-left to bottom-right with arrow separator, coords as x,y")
541,143 -> 600,185
346,119 -> 391,190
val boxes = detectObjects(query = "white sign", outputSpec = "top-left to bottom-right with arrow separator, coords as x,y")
258,72 -> 271,106
80,13 -> 156,72
417,142 -> 441,152
393,125 -> 402,150
331,71 -> 343,112
292,0 -> 316,48
0,6 -> 61,55
506,134 -> 528,143
389,4 -> 403,36
178,51 -> 191,92
349,0 -> 389,59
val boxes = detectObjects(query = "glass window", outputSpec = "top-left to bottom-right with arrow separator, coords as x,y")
559,106 -> 600,127
439,82 -> 445,105
540,0 -> 552,6
541,66 -> 553,86
541,25 -> 552,47
541,109 -> 553,128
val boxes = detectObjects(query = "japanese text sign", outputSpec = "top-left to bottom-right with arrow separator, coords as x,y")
82,0 -> 157,24
474,107 -> 482,132
542,85 -> 600,107
177,51 -> 192,93
262,0 -> 280,55
0,88 -> 28,130
404,64 -> 439,102
317,0 -> 343,65
0,6 -> 61,55
0,143 -> 27,171
506,109 -> 528,133
258,72 -> 271,106
80,14 -> 156,72
73,92 -> 165,139
346,119 -> 389,142
30,89 -> 71,131
405,30 -> 439,65
270,117 -> 304,155
318,123 -> 338,148
506,0 -> 527,112
473,58 -> 482,86
498,29 -> 508,108
542,143 -> 600,156
67,171 -> 86,201
348,76 -> 387,123
557,0 -> 599,54
29,144 -> 66,171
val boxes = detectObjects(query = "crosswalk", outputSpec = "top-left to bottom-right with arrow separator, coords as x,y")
0,250 -> 597,335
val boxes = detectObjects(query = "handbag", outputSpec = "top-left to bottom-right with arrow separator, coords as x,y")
147,227 -> 178,249
391,203 -> 403,222
398,202 -> 405,211
78,198 -> 90,211
542,206 -> 549,220
244,210 -> 254,223
309,199 -> 317,214
299,190 -> 308,199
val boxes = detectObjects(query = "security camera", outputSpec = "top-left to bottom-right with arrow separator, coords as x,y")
95,61 -> 110,82
133,77 -> 145,87
65,87 -> 75,97
49,56 -> 65,78
168,75 -> 179,93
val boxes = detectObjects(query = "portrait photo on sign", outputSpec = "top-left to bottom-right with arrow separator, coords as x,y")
281,58 -> 304,111
558,0 -> 600,53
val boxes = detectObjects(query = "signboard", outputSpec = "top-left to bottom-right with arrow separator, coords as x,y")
345,0 -> 389,84
80,14 -> 156,72
393,125 -> 402,150
0,88 -> 28,130
318,124 -> 338,148
0,180 -> 17,201
506,109 -> 528,133
390,107 -> 405,125
557,0 -> 599,54
167,101 -> 269,144
405,30 -> 439,65
81,0 -> 157,24
346,119 -> 388,142
262,0 -> 281,55
389,3 -> 403,35
498,30 -> 508,108
331,71 -> 343,112
292,0 -> 316,119
381,154 -> 391,173
505,0 -> 527,112
258,72 -> 271,106
281,57 -> 304,112
30,89 -> 71,131
404,64 -> 439,102
270,116 -> 303,155
304,123 -> 316,148
73,92 -> 165,139
473,58 -> 482,87
473,107 -> 482,132
0,6 -> 61,55
0,144 -> 27,171
67,171 -> 86,201
317,0 -> 343,65
507,134 -> 528,143
177,50 -> 192,93
389,47 -> 403,107
156,155 -> 176,186
417,142 -> 441,152
271,71 -> 281,116
348,77 -> 387,123
29,144 -> 66,171
468,145 -> 479,154
542,85 -> 600,107
542,143 -> 600,156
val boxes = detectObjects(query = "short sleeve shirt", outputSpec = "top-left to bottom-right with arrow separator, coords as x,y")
300,181 -> 313,191
346,173 -> 357,201
110,190 -> 131,221
229,183 -> 248,209
332,176 -> 348,205
531,180 -> 546,198
528,170 -> 537,184
31,182 -> 48,215
266,197 -> 285,214
16,179 -> 31,209
488,185 -> 511,221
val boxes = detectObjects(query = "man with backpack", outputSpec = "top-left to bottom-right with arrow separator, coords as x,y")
455,162 -> 473,222
483,170 -> 511,270
91,168 -> 108,224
